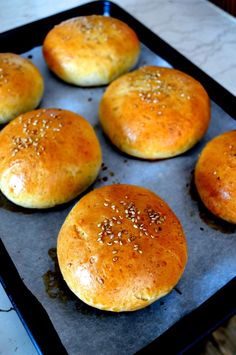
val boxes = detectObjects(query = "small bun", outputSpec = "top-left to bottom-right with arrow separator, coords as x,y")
0,108 -> 102,208
43,15 -> 140,86
195,130 -> 236,223
57,184 -> 187,312
0,53 -> 44,124
99,66 -> 210,159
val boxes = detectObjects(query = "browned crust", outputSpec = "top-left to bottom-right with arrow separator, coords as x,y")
57,184 -> 188,311
43,15 -> 140,86
99,66 -> 210,159
0,108 -> 102,208
195,130 -> 236,223
0,53 -> 44,123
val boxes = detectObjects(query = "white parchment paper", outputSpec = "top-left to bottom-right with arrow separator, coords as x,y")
0,44 -> 235,354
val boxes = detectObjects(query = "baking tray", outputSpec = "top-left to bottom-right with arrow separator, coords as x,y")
0,1 -> 236,354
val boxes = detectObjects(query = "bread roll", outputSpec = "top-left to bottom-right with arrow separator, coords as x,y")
0,108 -> 102,208
43,15 -> 140,86
0,53 -> 44,124
57,184 -> 187,312
99,66 -> 210,159
195,130 -> 236,223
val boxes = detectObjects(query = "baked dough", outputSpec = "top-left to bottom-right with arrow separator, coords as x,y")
43,15 -> 140,86
99,66 -> 210,159
0,108 -> 102,208
57,184 -> 187,311
195,130 -> 236,223
0,53 -> 44,124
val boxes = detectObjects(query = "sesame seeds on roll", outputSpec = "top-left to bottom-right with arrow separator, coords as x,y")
43,15 -> 140,86
99,66 -> 210,159
0,108 -> 102,208
57,184 -> 188,312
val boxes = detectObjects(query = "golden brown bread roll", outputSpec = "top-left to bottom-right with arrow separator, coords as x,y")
0,108 -> 102,208
99,66 -> 210,159
42,15 -> 140,86
195,130 -> 236,224
0,53 -> 44,124
57,184 -> 187,312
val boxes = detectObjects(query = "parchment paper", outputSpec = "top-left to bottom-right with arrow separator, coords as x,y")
0,44 -> 235,354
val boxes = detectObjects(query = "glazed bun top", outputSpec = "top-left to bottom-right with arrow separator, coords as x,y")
195,130 -> 236,224
57,184 -> 187,312
99,66 -> 210,159
0,108 -> 102,208
0,53 -> 44,124
43,15 -> 140,86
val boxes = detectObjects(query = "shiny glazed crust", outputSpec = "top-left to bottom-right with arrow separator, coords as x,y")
99,66 -> 210,159
195,130 -> 236,223
0,108 -> 102,208
0,53 -> 44,124
43,15 -> 140,86
57,184 -> 187,312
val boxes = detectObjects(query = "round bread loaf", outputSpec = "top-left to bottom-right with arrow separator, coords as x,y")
195,130 -> 236,224
42,15 -> 140,86
0,53 -> 44,124
99,66 -> 210,159
57,184 -> 187,312
0,108 -> 102,208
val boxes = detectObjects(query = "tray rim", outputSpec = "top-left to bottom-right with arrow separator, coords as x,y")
0,1 -> 235,354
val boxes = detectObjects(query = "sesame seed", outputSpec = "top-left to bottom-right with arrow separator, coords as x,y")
97,277 -> 104,284
112,256 -> 119,262
104,202 -> 109,207
112,250 -> 118,254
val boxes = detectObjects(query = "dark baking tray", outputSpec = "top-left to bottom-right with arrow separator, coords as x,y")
0,1 -> 235,354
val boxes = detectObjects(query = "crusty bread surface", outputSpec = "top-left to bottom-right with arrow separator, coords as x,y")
99,66 -> 210,159
0,53 -> 44,124
57,184 -> 188,311
43,15 -> 140,86
195,130 -> 236,223
0,108 -> 102,208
